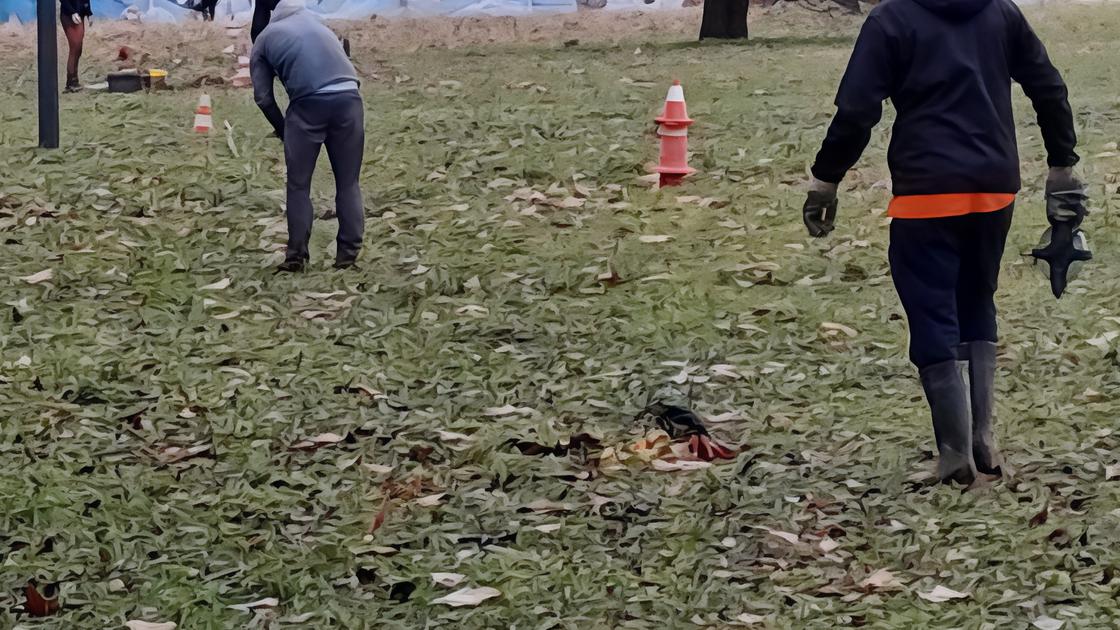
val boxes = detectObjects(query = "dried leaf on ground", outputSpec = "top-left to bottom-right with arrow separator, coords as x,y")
651,459 -> 712,472
431,587 -> 501,607
415,493 -> 446,507
20,269 -> 53,284
431,573 -> 466,587
483,405 -> 535,417
199,277 -> 231,290
765,529 -> 800,545
820,321 -> 858,337
1032,617 -> 1065,630
228,597 -> 279,612
157,444 -> 211,464
437,430 -> 474,442
917,585 -> 970,603
859,568 -> 903,591
1030,505 -> 1049,528
125,622 -> 177,630
525,499 -> 573,513
291,433 -> 346,450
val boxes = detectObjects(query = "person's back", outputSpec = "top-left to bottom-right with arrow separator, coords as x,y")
252,2 -> 358,104
879,0 -> 1027,198
802,0 -> 1086,487
812,0 -> 1077,216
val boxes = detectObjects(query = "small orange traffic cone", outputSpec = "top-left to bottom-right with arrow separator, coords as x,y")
652,80 -> 696,187
193,94 -> 213,134
655,80 -> 693,126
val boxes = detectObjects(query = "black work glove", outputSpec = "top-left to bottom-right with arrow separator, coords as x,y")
1045,167 -> 1088,230
1032,168 -> 1092,299
802,179 -> 838,238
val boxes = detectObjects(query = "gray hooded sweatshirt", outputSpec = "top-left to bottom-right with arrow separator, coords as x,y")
250,0 -> 360,137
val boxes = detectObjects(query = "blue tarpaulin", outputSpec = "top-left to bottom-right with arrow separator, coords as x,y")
0,0 -> 577,21
0,0 -> 195,21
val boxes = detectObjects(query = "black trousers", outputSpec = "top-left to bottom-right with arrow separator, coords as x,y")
889,205 -> 1014,368
284,91 -> 365,263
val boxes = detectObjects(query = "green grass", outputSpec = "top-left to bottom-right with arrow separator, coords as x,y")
2,6 -> 1120,628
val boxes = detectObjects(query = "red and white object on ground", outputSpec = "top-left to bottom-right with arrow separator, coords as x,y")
231,55 -> 252,88
194,94 -> 213,133
652,80 -> 696,187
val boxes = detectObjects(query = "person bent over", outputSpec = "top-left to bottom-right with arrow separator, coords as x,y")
251,0 -> 365,271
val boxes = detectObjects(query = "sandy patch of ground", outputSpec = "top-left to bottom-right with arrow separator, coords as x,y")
0,6 -> 715,61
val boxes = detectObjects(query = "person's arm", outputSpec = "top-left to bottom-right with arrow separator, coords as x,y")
810,16 -> 896,185
250,0 -> 276,42
250,44 -> 285,139
1008,8 -> 1078,168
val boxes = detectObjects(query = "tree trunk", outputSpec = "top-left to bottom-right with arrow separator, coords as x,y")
699,0 -> 748,40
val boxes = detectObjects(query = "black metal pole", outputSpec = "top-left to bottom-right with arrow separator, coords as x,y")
37,0 -> 59,149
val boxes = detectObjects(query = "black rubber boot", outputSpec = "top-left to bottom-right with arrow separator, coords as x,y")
919,359 -> 978,486
962,342 -> 1003,476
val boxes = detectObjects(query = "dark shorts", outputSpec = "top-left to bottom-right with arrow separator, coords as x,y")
889,205 -> 1014,368
59,0 -> 92,23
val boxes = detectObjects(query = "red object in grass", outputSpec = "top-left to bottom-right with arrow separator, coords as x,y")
25,582 -> 60,617
689,434 -> 738,461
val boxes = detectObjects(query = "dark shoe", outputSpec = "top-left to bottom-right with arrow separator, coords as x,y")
920,359 -> 978,486
334,249 -> 359,269
962,342 -> 1003,476
64,79 -> 82,93
276,259 -> 306,273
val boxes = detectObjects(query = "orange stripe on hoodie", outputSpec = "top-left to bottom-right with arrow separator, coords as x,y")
888,193 -> 1016,219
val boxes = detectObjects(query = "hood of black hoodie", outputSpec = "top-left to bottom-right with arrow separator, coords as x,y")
911,0 -> 993,20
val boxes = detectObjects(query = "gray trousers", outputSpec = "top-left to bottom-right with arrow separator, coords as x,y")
284,91 -> 365,262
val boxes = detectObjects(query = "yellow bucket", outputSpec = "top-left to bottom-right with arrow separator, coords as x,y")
145,69 -> 169,90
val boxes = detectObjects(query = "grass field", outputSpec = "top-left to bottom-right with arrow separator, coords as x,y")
2,5 -> 1120,628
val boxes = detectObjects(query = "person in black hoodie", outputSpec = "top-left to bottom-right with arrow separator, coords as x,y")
803,0 -> 1086,486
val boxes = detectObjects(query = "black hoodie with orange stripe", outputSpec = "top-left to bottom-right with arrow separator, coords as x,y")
811,0 -> 1078,217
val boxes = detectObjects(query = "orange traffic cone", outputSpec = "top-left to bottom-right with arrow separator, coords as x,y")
652,80 -> 696,187
655,80 -> 693,126
193,94 -> 213,134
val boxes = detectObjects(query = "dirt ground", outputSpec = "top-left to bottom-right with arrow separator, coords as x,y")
0,7 -> 707,54
0,4 -> 850,96
0,3 -> 853,64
